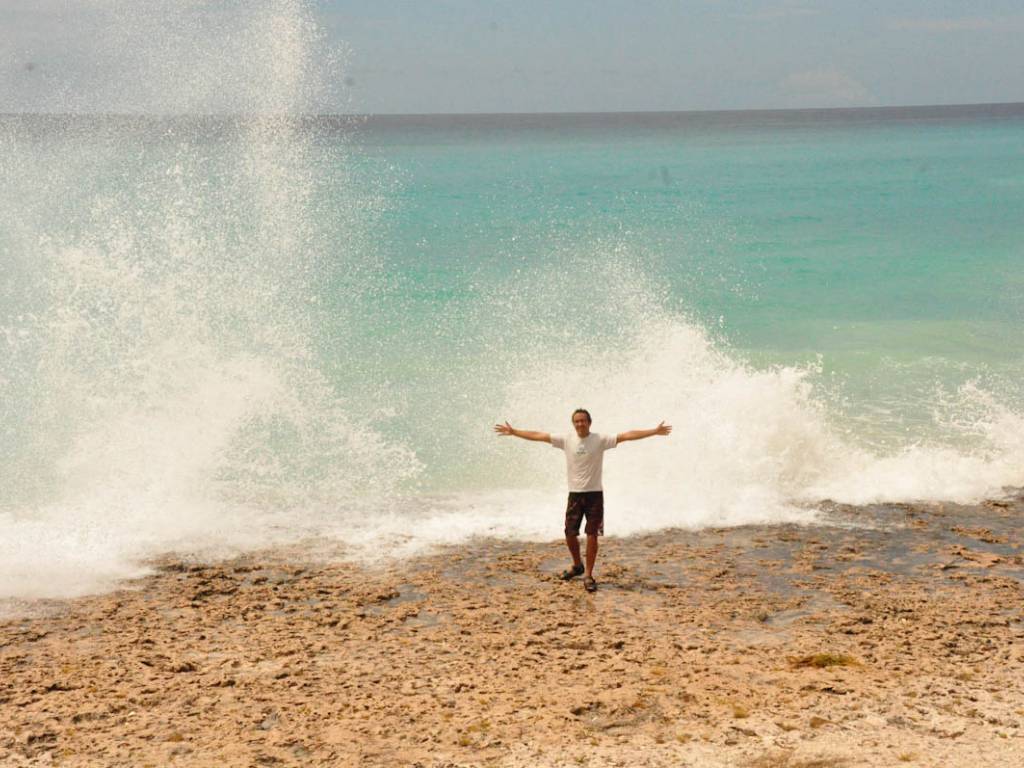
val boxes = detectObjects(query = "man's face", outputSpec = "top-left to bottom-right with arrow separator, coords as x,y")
572,413 -> 591,437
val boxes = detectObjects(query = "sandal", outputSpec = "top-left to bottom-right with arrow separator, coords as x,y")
560,564 -> 585,581
584,576 -> 597,593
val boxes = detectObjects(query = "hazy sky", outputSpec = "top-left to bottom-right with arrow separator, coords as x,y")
3,0 -> 1023,114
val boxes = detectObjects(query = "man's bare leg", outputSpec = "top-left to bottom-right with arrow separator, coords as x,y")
585,534 -> 599,578
565,533 -> 583,568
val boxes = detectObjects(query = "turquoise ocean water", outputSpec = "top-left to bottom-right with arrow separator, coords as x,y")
1,14 -> 1022,603
352,107 -> 1024,458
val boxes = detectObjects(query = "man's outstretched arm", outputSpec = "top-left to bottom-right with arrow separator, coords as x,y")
494,421 -> 551,443
616,421 -> 672,443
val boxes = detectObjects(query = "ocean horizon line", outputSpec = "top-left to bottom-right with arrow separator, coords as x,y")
3,100 -> 1024,121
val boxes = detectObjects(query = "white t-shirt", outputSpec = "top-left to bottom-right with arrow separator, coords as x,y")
550,432 -> 617,492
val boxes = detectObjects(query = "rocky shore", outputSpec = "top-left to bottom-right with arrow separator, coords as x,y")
2,493 -> 1022,767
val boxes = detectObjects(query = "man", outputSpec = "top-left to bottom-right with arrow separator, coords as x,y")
493,409 -> 672,593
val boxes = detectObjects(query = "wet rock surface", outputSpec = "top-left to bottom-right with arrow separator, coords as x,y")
1,492 -> 1022,767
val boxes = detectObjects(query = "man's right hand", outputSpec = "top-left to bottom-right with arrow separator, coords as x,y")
493,423 -> 552,442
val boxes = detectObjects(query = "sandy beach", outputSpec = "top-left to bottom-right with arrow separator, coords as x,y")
2,492 -> 1022,767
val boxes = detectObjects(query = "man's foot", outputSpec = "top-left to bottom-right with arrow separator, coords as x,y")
560,564 -> 585,581
583,576 -> 597,593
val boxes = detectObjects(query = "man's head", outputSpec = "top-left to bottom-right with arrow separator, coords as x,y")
571,408 -> 592,437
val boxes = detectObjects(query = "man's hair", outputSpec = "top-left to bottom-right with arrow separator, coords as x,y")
571,408 -> 592,424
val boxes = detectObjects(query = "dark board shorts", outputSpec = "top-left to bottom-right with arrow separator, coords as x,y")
565,491 -> 604,537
